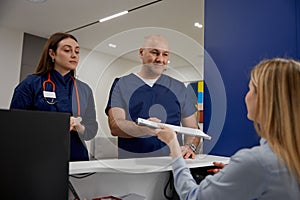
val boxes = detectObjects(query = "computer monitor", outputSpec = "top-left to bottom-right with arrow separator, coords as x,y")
0,109 -> 70,200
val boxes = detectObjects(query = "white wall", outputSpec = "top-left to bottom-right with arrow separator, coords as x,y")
76,50 -> 140,158
77,50 -> 139,136
0,26 -> 23,109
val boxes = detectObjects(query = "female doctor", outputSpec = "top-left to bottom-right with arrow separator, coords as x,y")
10,32 -> 98,161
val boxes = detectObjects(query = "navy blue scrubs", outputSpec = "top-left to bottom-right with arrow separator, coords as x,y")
10,70 -> 98,161
106,73 -> 197,158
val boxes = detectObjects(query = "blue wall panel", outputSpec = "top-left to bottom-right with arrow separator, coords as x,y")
204,0 -> 299,156
297,0 -> 300,58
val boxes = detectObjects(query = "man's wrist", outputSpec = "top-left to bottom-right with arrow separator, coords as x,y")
188,143 -> 197,153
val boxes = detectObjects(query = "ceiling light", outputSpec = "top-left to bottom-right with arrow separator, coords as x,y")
108,43 -> 117,48
66,0 -> 162,33
194,22 -> 203,29
99,0 -> 162,23
99,11 -> 129,23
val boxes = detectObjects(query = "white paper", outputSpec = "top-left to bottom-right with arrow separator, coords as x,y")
136,118 -> 211,140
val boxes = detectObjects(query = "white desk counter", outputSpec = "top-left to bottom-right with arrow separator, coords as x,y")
69,154 -> 229,199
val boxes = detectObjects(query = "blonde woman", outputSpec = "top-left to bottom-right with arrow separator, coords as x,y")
156,58 -> 300,199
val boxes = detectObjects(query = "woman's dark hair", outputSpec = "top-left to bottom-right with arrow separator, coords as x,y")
34,32 -> 78,75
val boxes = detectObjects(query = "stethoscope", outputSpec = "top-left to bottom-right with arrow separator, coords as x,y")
42,73 -> 81,116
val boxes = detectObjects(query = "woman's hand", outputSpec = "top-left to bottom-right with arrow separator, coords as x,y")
156,126 -> 181,158
207,162 -> 226,173
156,125 -> 176,144
70,116 -> 85,134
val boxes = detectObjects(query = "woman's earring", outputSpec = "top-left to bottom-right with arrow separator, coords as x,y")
52,58 -> 55,63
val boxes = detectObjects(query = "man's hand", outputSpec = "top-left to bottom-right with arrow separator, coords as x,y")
180,145 -> 196,159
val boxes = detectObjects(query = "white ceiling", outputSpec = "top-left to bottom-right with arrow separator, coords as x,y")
0,0 -> 204,81
0,0 -> 205,135
0,0 -> 204,50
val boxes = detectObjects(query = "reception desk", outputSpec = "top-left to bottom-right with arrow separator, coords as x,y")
69,154 -> 230,199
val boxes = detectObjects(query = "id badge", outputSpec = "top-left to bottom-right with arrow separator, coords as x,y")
43,91 -> 56,99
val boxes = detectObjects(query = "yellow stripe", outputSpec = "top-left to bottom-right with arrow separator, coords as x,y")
198,81 -> 204,92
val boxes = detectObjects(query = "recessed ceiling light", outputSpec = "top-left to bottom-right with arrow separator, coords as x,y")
108,43 -> 117,48
26,0 -> 48,3
194,22 -> 203,29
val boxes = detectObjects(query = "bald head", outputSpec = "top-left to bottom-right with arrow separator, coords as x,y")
142,35 -> 169,51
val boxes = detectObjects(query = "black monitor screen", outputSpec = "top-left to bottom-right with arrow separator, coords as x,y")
0,109 -> 70,200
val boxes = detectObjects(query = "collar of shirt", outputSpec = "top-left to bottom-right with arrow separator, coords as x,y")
52,70 -> 73,86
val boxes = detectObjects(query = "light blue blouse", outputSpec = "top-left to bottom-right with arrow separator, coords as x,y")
172,139 -> 300,200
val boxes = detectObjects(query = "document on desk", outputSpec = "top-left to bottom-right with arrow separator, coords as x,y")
136,118 -> 212,140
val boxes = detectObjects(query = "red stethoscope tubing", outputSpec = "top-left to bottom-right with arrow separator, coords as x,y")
43,73 -> 81,116
43,73 -> 56,92
71,76 -> 81,116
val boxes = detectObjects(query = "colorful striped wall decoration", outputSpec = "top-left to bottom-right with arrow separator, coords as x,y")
198,81 -> 204,123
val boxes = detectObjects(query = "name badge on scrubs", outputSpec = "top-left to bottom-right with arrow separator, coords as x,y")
43,91 -> 56,99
